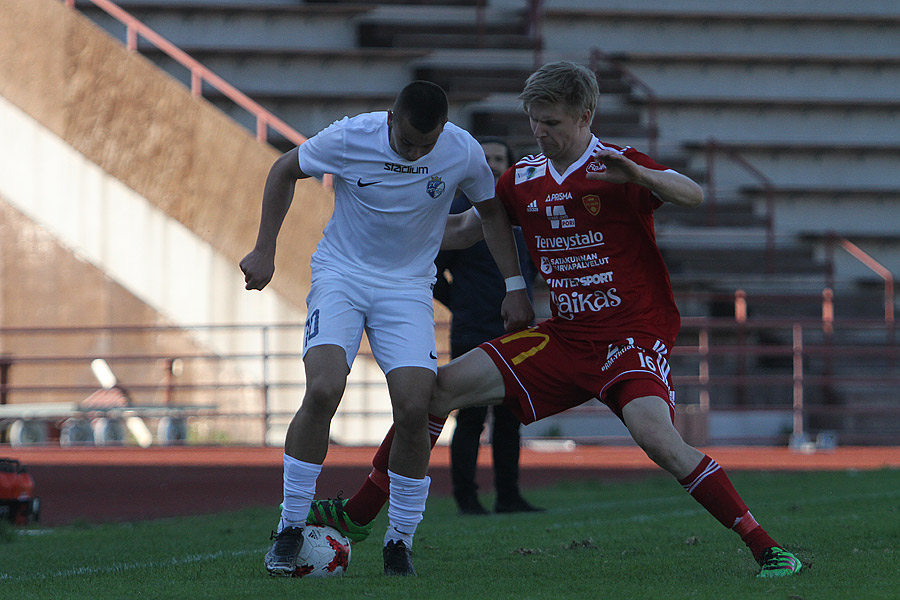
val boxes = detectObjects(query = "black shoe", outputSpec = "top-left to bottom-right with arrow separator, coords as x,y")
495,497 -> 545,514
383,540 -> 416,576
264,526 -> 304,577
457,497 -> 489,516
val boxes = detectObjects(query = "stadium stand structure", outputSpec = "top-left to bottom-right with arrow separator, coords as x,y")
5,0 -> 898,445
74,0 -> 899,284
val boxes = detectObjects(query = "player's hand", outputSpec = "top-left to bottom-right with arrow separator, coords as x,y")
585,149 -> 643,184
240,247 -> 276,290
501,290 -> 535,332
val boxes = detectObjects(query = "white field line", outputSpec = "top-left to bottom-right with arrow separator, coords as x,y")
4,487 -> 899,583
0,547 -> 266,583
456,486 -> 900,536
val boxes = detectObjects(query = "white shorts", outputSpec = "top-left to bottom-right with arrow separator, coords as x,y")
303,273 -> 438,374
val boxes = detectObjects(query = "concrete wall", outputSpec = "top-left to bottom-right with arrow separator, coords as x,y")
0,0 -> 408,445
0,0 -> 333,305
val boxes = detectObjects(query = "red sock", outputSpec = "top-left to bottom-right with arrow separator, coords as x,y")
679,455 -> 779,564
344,414 -> 446,525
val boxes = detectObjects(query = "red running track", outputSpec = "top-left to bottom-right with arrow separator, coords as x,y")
5,445 -> 900,526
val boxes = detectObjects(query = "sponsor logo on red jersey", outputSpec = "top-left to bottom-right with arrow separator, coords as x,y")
552,288 -> 621,319
515,162 -> 546,184
534,230 -> 604,252
545,191 -> 572,203
546,205 -> 575,229
587,160 -> 606,173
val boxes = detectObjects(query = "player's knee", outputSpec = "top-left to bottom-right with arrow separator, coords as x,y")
391,400 -> 429,432
636,429 -> 697,476
300,380 -> 344,417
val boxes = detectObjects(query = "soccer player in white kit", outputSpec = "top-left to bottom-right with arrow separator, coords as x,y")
240,81 -> 534,577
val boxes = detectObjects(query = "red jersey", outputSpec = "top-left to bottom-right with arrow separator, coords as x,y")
495,137 -> 681,348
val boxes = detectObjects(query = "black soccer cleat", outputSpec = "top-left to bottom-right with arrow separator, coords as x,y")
383,539 -> 416,576
264,526 -> 304,577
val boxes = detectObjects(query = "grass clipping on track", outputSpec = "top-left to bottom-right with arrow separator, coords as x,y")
1,469 -> 898,600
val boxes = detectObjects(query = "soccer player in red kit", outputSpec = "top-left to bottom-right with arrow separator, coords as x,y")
308,62 -> 802,578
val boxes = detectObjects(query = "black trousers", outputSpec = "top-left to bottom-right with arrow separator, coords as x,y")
449,342 -> 523,506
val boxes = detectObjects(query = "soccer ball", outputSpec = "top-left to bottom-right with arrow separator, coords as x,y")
294,525 -> 351,578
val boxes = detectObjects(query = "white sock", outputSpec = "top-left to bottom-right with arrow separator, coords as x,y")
280,454 -> 321,531
385,469 -> 430,549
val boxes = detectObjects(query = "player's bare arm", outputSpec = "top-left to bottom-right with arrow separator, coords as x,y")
477,197 -> 535,332
588,149 -> 704,207
441,207 -> 485,250
240,147 -> 311,290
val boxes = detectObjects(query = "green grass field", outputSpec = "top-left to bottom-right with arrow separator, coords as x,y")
2,469 -> 898,600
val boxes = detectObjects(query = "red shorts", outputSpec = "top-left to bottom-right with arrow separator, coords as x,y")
479,320 -> 675,425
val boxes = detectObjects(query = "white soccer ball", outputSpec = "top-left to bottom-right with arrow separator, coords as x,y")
294,525 -> 352,578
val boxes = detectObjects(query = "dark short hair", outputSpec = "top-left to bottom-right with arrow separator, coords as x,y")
478,136 -> 515,166
393,81 -> 449,133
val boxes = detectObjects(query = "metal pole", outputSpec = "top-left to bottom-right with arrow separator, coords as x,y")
698,328 -> 710,412
261,326 -> 270,446
734,290 -> 747,406
0,356 -> 11,406
792,323 -> 804,442
0,356 -> 9,444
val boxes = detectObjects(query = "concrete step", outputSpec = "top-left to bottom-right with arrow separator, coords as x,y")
307,0 -> 480,5
356,6 -> 536,50
543,7 -> 900,58
73,1 -> 370,50
655,201 -> 765,229
412,64 -> 533,96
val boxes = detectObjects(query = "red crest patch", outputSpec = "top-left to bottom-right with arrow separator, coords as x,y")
582,195 -> 601,216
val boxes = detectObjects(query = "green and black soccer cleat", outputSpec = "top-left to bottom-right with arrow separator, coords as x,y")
757,547 -> 802,578
306,497 -> 373,544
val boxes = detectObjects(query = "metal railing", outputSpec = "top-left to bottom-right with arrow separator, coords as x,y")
63,0 -> 307,147
474,0 -> 544,67
0,323 -> 310,446
1,315 -> 897,447
676,317 -> 899,445
703,139 -> 777,272
589,48 -> 659,157
825,233 -> 896,327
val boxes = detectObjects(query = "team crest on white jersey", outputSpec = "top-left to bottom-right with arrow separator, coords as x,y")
515,163 -> 546,184
426,176 -> 446,198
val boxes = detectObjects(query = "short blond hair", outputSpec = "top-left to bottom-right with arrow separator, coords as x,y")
518,61 -> 599,118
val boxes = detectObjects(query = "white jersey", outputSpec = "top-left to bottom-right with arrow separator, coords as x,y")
298,111 -> 495,286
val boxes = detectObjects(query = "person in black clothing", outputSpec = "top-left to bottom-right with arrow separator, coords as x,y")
434,138 -> 544,515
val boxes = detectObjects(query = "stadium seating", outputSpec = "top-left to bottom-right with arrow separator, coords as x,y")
4,0 -> 897,444
61,0 -> 900,336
